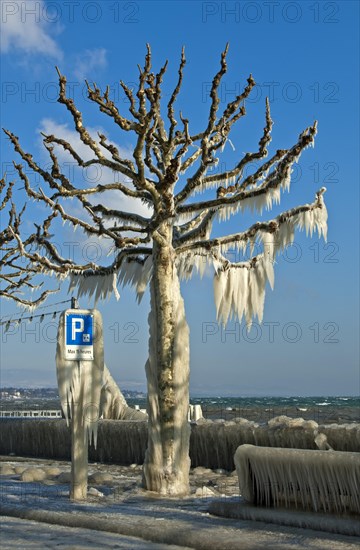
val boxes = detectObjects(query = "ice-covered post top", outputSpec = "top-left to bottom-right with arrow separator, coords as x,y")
56,307 -> 104,500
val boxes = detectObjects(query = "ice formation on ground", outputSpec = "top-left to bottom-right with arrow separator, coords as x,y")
1,458 -> 360,542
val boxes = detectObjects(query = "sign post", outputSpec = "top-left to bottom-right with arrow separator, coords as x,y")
56,305 -> 104,501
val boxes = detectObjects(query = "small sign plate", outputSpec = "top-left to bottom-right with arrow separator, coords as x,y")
64,312 -> 94,361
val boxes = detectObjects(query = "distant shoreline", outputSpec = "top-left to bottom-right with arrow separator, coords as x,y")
1,392 -> 358,424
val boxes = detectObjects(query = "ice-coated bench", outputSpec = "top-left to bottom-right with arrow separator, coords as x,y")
234,444 -> 360,514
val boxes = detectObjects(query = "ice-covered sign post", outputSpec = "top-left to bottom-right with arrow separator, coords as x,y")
56,301 -> 104,501
64,311 -> 94,361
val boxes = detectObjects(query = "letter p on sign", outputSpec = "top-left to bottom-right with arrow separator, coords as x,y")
72,318 -> 84,341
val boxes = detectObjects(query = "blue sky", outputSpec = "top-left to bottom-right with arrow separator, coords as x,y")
0,0 -> 359,396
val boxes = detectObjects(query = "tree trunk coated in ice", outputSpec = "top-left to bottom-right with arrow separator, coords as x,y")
143,233 -> 191,495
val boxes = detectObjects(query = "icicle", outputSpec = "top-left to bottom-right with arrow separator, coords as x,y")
181,259 -> 194,281
260,232 -> 276,265
112,272 -> 120,301
228,138 -> 235,151
252,258 -> 267,323
249,236 -> 256,256
234,267 -> 248,322
220,270 -> 233,325
197,254 -> 208,279
263,254 -> 275,291
245,268 -> 255,328
221,138 -> 236,152
274,220 -> 295,254
218,202 -> 241,223
214,270 -> 228,322
211,255 -> 223,275
136,256 -> 152,302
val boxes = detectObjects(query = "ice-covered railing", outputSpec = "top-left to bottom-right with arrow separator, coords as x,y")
234,444 -> 360,514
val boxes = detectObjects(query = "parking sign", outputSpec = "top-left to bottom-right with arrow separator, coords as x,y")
64,312 -> 94,360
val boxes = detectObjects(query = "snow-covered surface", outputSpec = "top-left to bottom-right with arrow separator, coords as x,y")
0,516 -> 192,549
1,457 -> 360,549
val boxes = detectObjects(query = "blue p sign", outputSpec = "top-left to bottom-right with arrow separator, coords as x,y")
66,314 -> 93,345
65,312 -> 94,360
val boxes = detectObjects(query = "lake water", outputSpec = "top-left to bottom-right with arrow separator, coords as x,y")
1,394 -> 359,424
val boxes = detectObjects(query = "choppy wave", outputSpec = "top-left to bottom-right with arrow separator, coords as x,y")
128,394 -> 359,409
128,395 -> 360,424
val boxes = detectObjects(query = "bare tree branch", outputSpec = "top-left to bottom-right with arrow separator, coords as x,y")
167,47 -> 186,142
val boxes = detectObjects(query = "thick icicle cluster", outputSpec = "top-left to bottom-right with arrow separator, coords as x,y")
217,167 -> 292,222
68,256 -> 153,304
117,256 -> 152,303
68,272 -> 119,304
55,309 -> 104,447
294,200 -> 328,240
276,192 -> 328,246
213,192 -> 327,326
177,252 -> 210,281
214,255 -> 274,326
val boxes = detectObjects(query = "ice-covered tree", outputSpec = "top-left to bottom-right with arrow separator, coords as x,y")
3,45 -> 328,495
0,177 -> 58,308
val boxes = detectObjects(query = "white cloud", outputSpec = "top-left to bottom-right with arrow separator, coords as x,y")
0,0 -> 62,59
38,118 -> 151,220
39,117 -> 103,163
73,48 -> 107,81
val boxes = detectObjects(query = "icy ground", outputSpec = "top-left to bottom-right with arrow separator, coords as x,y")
0,517 -> 193,549
1,457 -> 359,550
